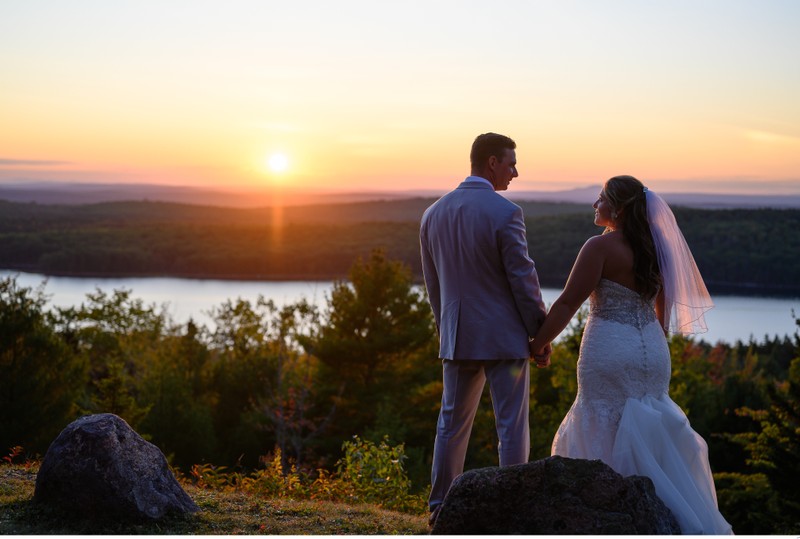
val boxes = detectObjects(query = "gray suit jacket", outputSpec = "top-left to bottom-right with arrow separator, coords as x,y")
420,179 -> 547,360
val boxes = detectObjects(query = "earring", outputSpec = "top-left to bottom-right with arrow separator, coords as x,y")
612,211 -> 618,220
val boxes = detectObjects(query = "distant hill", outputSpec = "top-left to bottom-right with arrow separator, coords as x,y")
0,196 -> 588,227
1,198 -> 798,296
2,181 -> 799,209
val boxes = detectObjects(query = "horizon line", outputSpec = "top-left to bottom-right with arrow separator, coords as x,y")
2,179 -> 800,197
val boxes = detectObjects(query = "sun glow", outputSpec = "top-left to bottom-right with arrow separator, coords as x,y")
2,3 -> 798,195
267,153 -> 289,173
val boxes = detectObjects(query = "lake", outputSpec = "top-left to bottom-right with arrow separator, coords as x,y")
3,270 -> 798,345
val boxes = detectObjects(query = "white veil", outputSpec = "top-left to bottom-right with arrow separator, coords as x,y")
646,189 -> 714,335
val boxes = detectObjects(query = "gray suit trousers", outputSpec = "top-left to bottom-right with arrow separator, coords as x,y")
429,358 -> 530,509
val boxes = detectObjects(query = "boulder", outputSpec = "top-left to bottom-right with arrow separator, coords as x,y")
431,455 -> 680,535
34,413 -> 200,520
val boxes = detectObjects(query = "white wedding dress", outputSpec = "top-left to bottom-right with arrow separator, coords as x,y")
552,278 -> 733,535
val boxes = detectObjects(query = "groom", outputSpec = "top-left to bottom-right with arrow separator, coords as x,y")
420,132 -> 550,524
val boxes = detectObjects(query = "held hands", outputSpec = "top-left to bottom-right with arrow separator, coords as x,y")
529,340 -> 552,369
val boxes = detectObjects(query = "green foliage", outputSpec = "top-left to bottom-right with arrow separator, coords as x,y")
206,296 -> 318,467
240,450 -> 315,499
335,435 -> 422,512
722,356 -> 800,533
714,472 -> 778,534
53,288 -> 170,429
248,301 -> 332,472
0,277 -> 87,453
706,317 -> 800,534
301,249 -> 438,463
138,321 -> 218,467
668,336 -> 719,429
309,249 -> 433,386
189,462 -> 234,491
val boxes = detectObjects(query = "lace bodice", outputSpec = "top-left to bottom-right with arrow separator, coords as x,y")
589,278 -> 658,329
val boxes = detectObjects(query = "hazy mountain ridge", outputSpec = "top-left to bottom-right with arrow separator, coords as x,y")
2,181 -> 799,209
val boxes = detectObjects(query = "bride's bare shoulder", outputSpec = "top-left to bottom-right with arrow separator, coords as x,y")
581,232 -> 630,261
583,231 -> 624,249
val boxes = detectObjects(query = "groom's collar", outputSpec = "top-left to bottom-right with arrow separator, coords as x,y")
461,176 -> 494,189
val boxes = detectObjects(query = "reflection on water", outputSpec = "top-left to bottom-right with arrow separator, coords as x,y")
2,271 -> 798,345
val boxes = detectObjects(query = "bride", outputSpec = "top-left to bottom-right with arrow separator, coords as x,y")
530,175 -> 732,535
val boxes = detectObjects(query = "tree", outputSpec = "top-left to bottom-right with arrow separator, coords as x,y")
732,343 -> 800,532
138,319 -> 218,468
715,317 -> 800,534
206,295 -> 338,471
301,249 -> 437,456
251,300 -> 337,472
206,296 -> 284,466
54,288 -> 169,429
311,249 -> 433,383
0,276 -> 87,454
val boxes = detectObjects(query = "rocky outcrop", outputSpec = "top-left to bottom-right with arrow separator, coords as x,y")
34,413 -> 199,520
430,455 -> 680,535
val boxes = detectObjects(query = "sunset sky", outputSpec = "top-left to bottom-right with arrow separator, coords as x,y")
1,0 -> 799,196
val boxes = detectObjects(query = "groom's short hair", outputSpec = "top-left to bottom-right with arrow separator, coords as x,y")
470,133 -> 516,171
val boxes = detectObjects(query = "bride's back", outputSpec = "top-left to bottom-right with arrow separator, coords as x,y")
597,231 -> 640,292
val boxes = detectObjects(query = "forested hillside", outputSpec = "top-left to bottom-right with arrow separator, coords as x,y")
1,198 -> 798,295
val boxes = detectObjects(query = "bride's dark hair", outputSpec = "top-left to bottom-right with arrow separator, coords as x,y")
603,175 -> 661,300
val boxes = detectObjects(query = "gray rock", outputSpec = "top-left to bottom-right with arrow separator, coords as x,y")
431,455 -> 681,535
34,413 -> 200,520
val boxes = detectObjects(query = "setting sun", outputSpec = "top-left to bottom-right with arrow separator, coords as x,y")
267,153 -> 289,174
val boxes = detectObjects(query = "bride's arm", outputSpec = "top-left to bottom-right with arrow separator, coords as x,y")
531,236 -> 605,355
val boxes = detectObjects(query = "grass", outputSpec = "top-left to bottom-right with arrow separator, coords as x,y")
0,464 -> 428,535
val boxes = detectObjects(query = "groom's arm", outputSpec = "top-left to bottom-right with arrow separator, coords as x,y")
419,222 -> 442,334
499,206 -> 547,337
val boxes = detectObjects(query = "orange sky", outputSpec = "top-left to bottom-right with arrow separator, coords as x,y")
1,1 -> 799,195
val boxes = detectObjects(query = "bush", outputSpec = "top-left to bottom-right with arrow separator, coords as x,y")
335,435 -> 424,512
184,436 -> 426,515
715,472 -> 778,534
